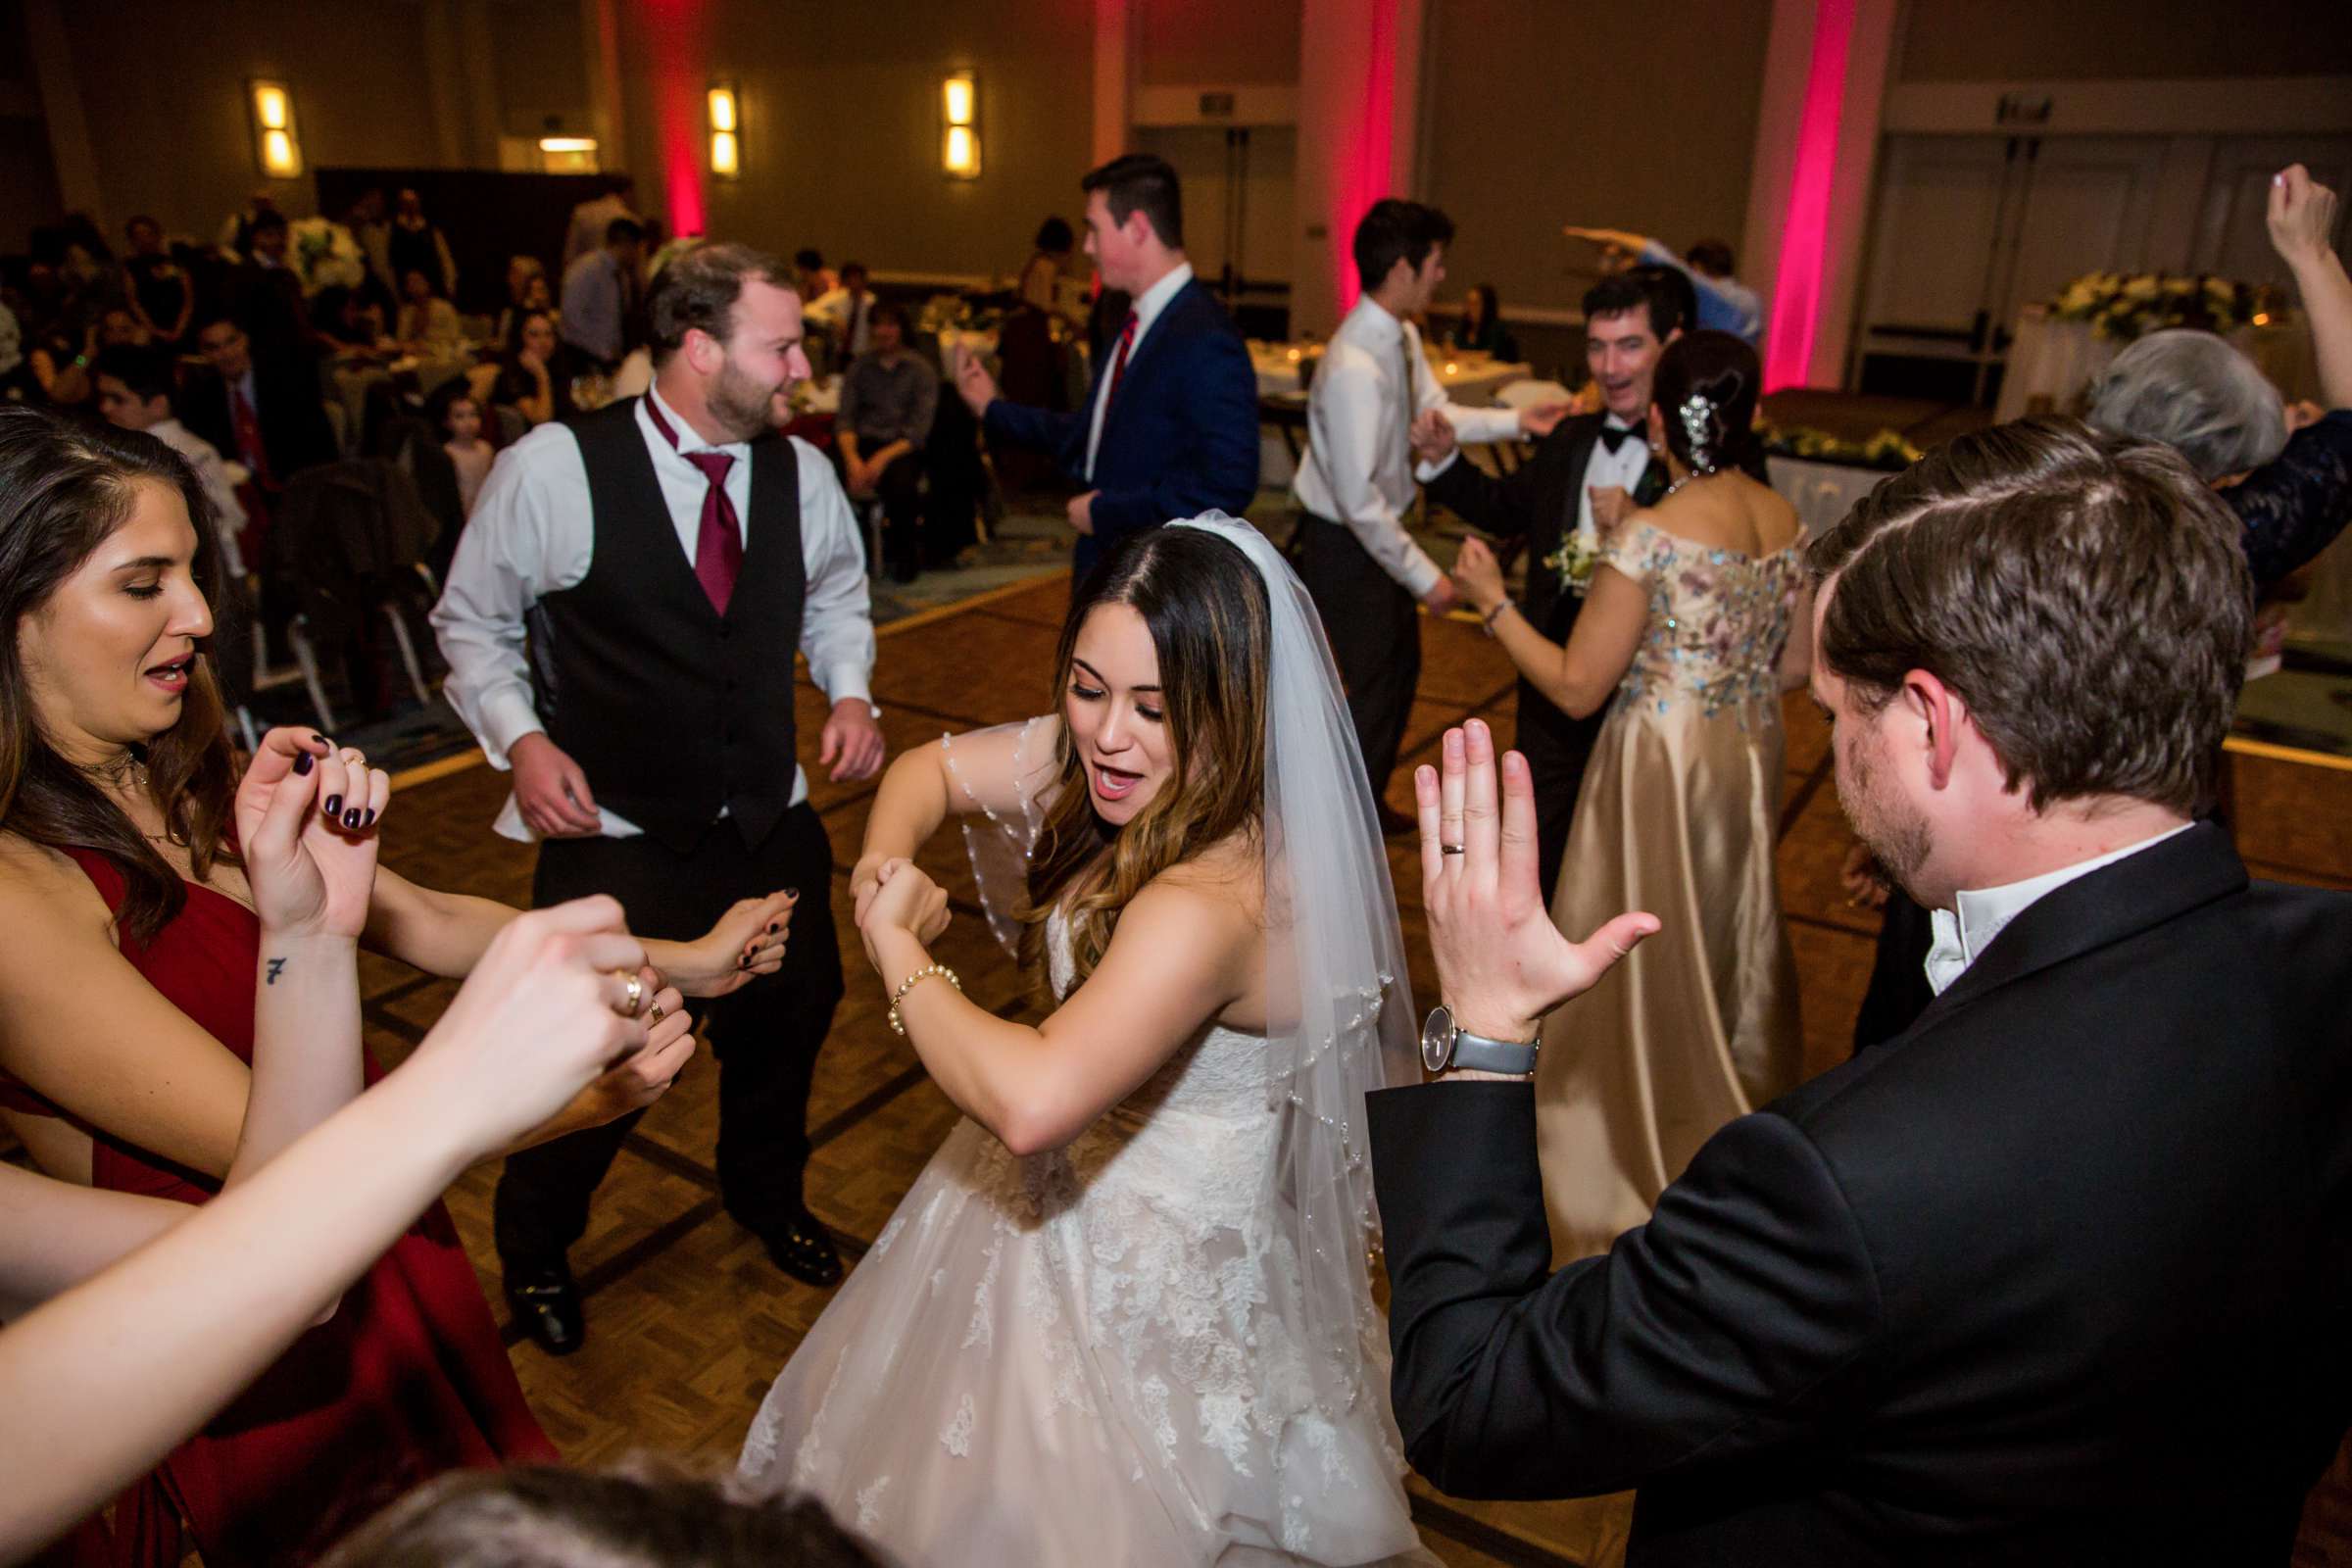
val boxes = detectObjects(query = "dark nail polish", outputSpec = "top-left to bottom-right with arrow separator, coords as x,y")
363,808 -> 376,826
785,887 -> 800,899
738,954 -> 750,967
766,922 -> 780,934
316,735 -> 333,749
292,752 -> 315,776
322,794 -> 342,817
344,808 -> 363,830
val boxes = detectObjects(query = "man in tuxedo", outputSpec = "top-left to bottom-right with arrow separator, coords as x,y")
1373,417 -> 2352,1563
433,242 -> 885,1352
956,153 -> 1257,577
1409,270 -> 1681,889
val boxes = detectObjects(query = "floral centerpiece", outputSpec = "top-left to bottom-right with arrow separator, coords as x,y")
1758,422 -> 1923,471
2046,270 -> 2272,343
917,294 -> 1004,339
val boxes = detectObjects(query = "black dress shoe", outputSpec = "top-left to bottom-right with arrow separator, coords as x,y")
1377,801 -> 1418,837
759,1212 -> 845,1288
503,1265 -> 586,1356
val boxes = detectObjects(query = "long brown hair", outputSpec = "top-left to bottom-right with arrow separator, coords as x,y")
1020,527 -> 1269,998
0,405 -> 239,942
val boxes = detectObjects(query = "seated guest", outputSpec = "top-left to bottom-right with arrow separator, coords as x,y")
311,284 -> 391,360
93,343 -> 250,575
954,152 -> 1258,575
1444,282 -> 1517,362
229,211 -> 316,366
122,216 -> 193,351
395,268 -> 465,357
561,218 -> 645,369
0,406 -> 786,1568
183,315 -> 339,502
808,261 -> 876,362
838,303 -> 938,582
427,378 -> 499,519
485,310 -> 576,427
386,188 -> 458,300
792,248 -> 838,304
1373,417 -> 2352,1562
1016,216 -> 1087,326
495,255 -> 549,347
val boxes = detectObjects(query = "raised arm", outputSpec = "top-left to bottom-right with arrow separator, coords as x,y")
858,858 -> 1253,1155
850,716 -> 1060,904
2270,165 -> 2352,411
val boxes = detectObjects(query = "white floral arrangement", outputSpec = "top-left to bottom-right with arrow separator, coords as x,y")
2047,270 -> 2271,343
287,217 -> 367,297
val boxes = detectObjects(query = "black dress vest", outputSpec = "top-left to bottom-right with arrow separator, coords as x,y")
528,398 -> 804,855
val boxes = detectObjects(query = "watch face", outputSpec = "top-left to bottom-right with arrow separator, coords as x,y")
1420,1005 -> 1453,1073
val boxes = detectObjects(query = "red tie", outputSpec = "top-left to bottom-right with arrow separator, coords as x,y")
1103,313 -> 1138,418
231,385 -> 272,486
642,396 -> 744,616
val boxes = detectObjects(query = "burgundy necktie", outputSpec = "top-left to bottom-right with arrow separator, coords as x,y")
1103,313 -> 1138,417
642,395 -> 744,615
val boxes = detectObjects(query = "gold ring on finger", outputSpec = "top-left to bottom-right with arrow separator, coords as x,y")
648,1000 -> 665,1024
619,972 -> 645,1016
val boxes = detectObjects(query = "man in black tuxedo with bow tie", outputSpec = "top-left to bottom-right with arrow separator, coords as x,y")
1374,417 -> 2352,1564
1412,270 -> 1682,890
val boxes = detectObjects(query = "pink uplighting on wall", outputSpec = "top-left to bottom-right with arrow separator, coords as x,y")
1331,0 -> 1398,318
643,0 -> 709,237
1763,0 -> 1854,391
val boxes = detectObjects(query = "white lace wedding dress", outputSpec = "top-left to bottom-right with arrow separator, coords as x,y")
736,911 -> 1435,1566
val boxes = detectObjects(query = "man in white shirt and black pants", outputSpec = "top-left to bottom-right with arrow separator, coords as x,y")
433,243 -> 886,1354
1293,200 -> 1562,829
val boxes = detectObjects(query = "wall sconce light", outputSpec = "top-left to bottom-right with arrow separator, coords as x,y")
709,83 -> 741,179
536,136 -> 600,172
249,79 -> 303,179
942,70 -> 979,179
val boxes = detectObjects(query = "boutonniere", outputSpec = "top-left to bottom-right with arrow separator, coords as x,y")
1544,531 -> 1600,596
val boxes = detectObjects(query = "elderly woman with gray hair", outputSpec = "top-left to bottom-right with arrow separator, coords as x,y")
2087,164 -> 2352,591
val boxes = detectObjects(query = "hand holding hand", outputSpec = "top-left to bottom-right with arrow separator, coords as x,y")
1067,491 -> 1098,537
669,890 -> 798,998
235,728 -> 390,939
1417,720 -> 1657,1046
1518,401 -> 1572,439
1450,536 -> 1506,613
509,732 -> 603,839
1409,408 -> 1458,468
417,897 -> 695,1149
1588,484 -> 1635,538
2268,165 -> 2340,271
858,857 -> 950,968
819,698 -> 886,783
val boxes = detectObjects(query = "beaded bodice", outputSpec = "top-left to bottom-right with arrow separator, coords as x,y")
1607,520 -> 1805,723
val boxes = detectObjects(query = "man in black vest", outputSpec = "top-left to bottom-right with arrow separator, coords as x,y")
1408,270 -> 1682,892
432,243 -> 885,1354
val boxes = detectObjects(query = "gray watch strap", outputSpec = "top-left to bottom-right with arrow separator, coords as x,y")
1450,1029 -> 1538,1075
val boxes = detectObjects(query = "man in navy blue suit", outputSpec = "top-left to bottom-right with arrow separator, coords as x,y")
956,154 -> 1258,575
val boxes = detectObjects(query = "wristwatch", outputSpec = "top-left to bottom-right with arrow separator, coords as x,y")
1420,1004 -> 1539,1076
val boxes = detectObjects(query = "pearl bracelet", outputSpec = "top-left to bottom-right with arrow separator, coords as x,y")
887,962 -> 962,1035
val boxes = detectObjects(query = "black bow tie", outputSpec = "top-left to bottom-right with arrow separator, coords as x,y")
1598,423 -> 1645,455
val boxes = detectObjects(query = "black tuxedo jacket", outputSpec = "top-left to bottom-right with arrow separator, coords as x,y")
1371,824 -> 2352,1564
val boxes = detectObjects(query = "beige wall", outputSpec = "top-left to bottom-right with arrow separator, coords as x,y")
1896,0 -> 2352,83
1417,0 -> 1771,318
612,0 -> 1098,284
55,0 -> 444,238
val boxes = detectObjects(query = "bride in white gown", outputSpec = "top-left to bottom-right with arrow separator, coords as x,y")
737,516 -> 1437,1565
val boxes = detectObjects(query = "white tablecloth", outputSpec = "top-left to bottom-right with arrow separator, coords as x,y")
1252,343 -> 1534,488
1996,305 -> 2319,423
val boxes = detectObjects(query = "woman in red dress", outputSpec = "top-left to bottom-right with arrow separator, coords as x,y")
0,406 -> 795,1567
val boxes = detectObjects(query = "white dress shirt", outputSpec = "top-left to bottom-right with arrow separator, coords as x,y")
149,417 -> 249,577
1084,262 -> 1194,483
1923,824 -> 2195,995
431,384 -> 877,844
808,286 -> 874,359
1294,296 -> 1523,598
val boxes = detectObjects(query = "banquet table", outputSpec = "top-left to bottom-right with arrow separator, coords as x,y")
1250,342 -> 1535,487
1995,304 -> 2319,423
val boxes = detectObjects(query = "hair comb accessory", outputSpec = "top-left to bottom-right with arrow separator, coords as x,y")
1679,393 -> 1718,474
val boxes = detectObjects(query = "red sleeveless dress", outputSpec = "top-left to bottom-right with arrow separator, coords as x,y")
2,852 -> 555,1568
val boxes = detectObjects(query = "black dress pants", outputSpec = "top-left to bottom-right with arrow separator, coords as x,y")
492,803 -> 843,1272
1298,513 -> 1420,800
873,451 -> 924,578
